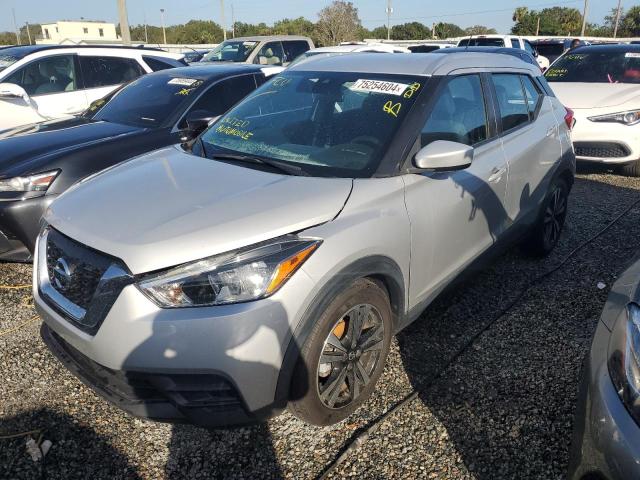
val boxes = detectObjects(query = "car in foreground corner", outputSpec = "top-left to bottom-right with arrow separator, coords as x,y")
34,52 -> 574,428
0,64 -> 270,262
546,44 -> 640,176
569,256 -> 640,480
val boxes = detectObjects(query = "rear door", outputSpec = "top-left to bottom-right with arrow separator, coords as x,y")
403,74 -> 509,308
493,73 -> 560,224
78,54 -> 146,106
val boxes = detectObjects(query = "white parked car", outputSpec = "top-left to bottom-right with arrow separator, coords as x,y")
546,44 -> 640,176
457,35 -> 549,71
288,43 -> 409,67
0,45 -> 186,130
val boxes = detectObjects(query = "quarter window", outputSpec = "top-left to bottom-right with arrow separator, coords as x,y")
520,75 -> 541,118
492,74 -> 529,131
79,56 -> 145,88
4,54 -> 78,96
421,74 -> 488,147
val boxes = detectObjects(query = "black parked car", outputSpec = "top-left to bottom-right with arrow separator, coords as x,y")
0,63 -> 271,262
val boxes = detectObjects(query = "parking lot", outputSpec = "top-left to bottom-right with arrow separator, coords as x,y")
1,168 -> 638,479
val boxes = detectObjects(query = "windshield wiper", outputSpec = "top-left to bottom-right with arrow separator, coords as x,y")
209,152 -> 310,176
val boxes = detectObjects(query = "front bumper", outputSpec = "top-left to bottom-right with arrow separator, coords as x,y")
0,195 -> 55,262
568,320 -> 640,480
33,228 -> 317,426
571,110 -> 640,165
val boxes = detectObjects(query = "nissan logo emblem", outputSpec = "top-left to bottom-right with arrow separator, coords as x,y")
52,257 -> 73,291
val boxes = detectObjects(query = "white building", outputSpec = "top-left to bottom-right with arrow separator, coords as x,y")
38,21 -> 119,45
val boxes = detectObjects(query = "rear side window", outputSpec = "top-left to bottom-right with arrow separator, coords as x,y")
511,39 -> 520,49
143,55 -> 186,71
4,54 -> 78,96
254,42 -> 284,66
492,74 -> 529,131
79,56 -> 145,88
521,75 -> 541,118
421,74 -> 488,147
536,76 -> 555,97
282,41 -> 311,63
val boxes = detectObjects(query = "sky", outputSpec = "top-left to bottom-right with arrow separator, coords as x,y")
0,0 -> 616,35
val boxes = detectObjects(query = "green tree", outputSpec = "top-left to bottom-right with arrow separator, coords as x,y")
273,17 -> 315,37
369,25 -> 388,39
391,22 -> 430,40
315,1 -> 362,46
434,22 -> 464,39
621,6 -> 640,36
464,25 -> 498,35
511,6 -> 582,36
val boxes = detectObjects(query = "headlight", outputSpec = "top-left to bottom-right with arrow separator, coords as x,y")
0,171 -> 58,192
608,303 -> 640,425
589,110 -> 640,126
137,235 -> 321,307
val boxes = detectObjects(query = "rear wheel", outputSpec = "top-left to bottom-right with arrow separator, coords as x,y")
288,278 -> 392,426
620,159 -> 640,177
522,177 -> 569,256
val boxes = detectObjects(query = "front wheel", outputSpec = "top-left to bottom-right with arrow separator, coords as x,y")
521,177 -> 569,256
288,278 -> 393,426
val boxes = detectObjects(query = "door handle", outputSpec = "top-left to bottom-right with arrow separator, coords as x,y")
488,166 -> 506,183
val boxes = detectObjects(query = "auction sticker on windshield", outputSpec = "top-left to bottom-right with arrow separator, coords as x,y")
168,78 -> 200,86
349,79 -> 410,96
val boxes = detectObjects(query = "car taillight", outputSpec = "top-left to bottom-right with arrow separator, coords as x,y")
564,107 -> 575,130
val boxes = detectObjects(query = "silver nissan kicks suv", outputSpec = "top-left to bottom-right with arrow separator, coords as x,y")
34,53 -> 575,427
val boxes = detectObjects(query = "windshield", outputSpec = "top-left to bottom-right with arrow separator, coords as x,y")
200,71 -> 425,178
202,40 -> 259,62
90,74 -> 206,127
0,54 -> 21,73
546,51 -> 640,83
458,38 -> 505,47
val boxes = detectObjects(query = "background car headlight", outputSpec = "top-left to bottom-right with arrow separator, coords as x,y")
0,171 -> 58,192
589,110 -> 640,126
608,303 -> 640,425
137,235 -> 321,307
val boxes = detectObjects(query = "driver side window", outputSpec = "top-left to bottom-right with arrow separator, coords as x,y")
254,42 -> 284,66
5,54 -> 78,96
421,75 -> 489,147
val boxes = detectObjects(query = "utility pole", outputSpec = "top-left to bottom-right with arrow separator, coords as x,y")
143,10 -> 148,43
536,16 -> 540,36
386,0 -> 392,41
160,8 -> 167,45
117,0 -> 131,45
220,0 -> 227,41
25,22 -> 32,45
231,2 -> 235,38
613,0 -> 623,38
580,0 -> 588,37
12,9 -> 21,45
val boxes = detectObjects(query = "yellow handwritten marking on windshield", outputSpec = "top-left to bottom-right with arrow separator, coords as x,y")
403,82 -> 421,99
216,124 -> 254,140
221,116 -> 250,128
546,68 -> 568,78
176,88 -> 193,96
383,101 -> 402,118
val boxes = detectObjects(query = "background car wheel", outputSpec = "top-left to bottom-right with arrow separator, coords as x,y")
521,177 -> 569,256
620,159 -> 640,177
288,278 -> 393,426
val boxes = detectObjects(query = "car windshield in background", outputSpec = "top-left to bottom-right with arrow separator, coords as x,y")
90,74 -> 206,128
534,44 -> 565,61
458,38 -> 505,47
200,71 -> 425,178
0,47 -> 30,72
202,40 -> 259,62
546,51 -> 640,84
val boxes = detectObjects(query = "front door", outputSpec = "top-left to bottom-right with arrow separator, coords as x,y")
403,74 -> 509,309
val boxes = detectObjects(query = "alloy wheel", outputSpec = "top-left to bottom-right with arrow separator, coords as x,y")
543,186 -> 567,247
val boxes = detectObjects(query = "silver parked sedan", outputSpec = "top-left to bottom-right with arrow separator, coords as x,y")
34,52 -> 575,427
569,257 -> 640,480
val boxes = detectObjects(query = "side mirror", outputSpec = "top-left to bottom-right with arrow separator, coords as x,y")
0,83 -> 30,103
413,140 -> 474,171
186,110 -> 219,133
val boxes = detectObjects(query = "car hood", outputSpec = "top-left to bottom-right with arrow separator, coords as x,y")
0,118 -> 144,176
45,145 -> 353,274
549,82 -> 640,109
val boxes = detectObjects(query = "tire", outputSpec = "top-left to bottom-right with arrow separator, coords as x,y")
288,278 -> 393,426
620,159 -> 640,177
521,177 -> 569,256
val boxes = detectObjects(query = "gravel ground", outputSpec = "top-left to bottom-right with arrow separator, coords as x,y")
1,171 -> 640,479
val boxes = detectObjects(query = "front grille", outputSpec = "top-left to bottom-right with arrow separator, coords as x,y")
574,142 -> 630,158
40,228 -> 133,334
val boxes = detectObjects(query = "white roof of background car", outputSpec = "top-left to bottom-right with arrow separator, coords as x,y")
289,51 -> 540,76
